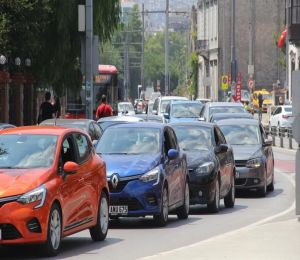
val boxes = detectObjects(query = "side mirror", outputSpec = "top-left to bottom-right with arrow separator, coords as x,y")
163,113 -> 170,119
263,139 -> 272,147
215,144 -> 228,154
168,149 -> 179,160
63,161 -> 79,174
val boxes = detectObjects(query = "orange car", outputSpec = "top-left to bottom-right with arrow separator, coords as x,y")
0,126 -> 109,256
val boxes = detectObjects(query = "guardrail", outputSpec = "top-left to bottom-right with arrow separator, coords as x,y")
264,125 -> 295,150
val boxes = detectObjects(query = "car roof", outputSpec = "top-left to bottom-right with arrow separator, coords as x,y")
0,125 -> 85,135
159,96 -> 188,101
217,118 -> 259,126
40,119 -> 94,125
108,122 -> 165,130
169,121 -> 215,129
170,100 -> 201,105
98,116 -> 143,123
207,102 -> 244,107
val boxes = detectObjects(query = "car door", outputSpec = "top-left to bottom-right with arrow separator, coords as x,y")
260,124 -> 273,183
163,128 -> 179,207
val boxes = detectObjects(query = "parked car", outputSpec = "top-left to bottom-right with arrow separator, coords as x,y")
210,112 -> 254,123
200,102 -> 247,122
0,126 -> 109,256
0,123 -> 16,130
151,96 -> 188,117
163,101 -> 202,123
97,116 -> 144,131
217,118 -> 274,197
171,122 -> 235,213
95,123 -> 189,226
117,102 -> 135,116
40,119 -> 102,142
269,105 -> 293,129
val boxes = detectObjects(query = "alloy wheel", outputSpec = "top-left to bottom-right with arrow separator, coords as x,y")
50,209 -> 61,250
100,196 -> 109,234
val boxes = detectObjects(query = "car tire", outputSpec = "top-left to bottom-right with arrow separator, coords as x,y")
207,178 -> 220,213
224,174 -> 235,208
267,171 -> 275,192
154,186 -> 169,227
90,192 -> 109,241
176,182 -> 190,220
44,203 -> 62,257
258,170 -> 267,197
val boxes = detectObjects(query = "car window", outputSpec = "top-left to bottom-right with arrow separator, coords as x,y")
93,122 -> 102,139
88,123 -> 95,140
61,136 -> 76,166
168,128 -> 178,149
160,100 -> 171,114
163,129 -> 176,156
277,107 -> 282,114
284,107 -> 292,112
214,128 -> 221,146
73,133 -> 91,164
153,98 -> 159,112
216,127 -> 227,144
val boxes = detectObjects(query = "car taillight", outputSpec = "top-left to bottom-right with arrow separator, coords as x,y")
282,114 -> 289,119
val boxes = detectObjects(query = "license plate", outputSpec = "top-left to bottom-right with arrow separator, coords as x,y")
109,205 -> 128,215
236,172 -> 240,178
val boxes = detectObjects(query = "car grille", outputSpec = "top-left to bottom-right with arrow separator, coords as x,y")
0,195 -> 20,208
27,218 -> 42,233
110,197 -> 143,211
235,178 -> 247,186
108,175 -> 140,193
0,224 -> 22,240
235,160 -> 247,167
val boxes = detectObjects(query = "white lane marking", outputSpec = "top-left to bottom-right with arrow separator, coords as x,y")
140,170 -> 295,260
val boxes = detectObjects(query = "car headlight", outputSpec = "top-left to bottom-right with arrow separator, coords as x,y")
17,185 -> 47,209
140,166 -> 160,182
195,162 -> 215,174
246,158 -> 261,168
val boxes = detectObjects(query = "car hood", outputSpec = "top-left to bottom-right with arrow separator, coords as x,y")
0,168 -> 52,198
231,145 -> 262,161
185,150 -> 214,169
101,154 -> 161,178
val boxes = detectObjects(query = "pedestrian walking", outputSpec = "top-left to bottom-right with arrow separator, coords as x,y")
258,93 -> 264,122
37,92 -> 56,124
95,94 -> 113,120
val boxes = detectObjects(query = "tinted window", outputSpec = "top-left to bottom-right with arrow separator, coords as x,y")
219,124 -> 261,145
74,133 -> 91,163
172,125 -> 212,151
0,134 -> 57,168
61,136 -> 76,165
97,127 -> 160,154
216,127 -> 226,144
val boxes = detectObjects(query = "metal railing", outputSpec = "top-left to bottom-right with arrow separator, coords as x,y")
264,125 -> 294,149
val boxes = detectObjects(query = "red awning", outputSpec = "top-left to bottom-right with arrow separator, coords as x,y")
98,65 -> 118,75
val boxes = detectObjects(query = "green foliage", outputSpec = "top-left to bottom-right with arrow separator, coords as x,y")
189,51 -> 198,98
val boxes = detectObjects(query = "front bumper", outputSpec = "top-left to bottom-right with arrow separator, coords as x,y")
0,200 -> 48,244
235,165 -> 265,190
188,170 -> 217,205
109,178 -> 162,217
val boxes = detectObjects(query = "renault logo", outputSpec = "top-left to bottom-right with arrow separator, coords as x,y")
111,174 -> 119,189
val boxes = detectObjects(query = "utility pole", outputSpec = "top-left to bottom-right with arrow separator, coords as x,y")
124,31 -> 129,100
230,0 -> 237,99
222,0 -> 226,101
85,0 -> 93,119
141,3 -> 145,91
248,0 -> 254,98
165,0 -> 169,95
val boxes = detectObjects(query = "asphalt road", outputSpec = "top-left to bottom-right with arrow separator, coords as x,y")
0,149 -> 295,260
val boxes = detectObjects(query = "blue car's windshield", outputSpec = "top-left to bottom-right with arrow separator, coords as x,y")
171,103 -> 201,118
219,125 -> 261,145
96,127 -> 160,154
0,134 -> 57,168
173,126 -> 211,151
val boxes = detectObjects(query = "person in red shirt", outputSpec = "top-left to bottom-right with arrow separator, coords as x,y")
96,94 -> 113,120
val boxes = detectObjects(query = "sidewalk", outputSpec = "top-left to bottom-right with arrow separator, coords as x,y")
143,216 -> 300,260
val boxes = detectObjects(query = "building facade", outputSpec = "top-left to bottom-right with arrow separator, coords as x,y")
196,0 -> 286,101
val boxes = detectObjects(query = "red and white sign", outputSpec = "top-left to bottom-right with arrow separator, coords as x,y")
235,82 -> 241,101
247,79 -> 254,90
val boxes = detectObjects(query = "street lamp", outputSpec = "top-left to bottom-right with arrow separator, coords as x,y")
0,55 -> 7,65
15,57 -> 21,66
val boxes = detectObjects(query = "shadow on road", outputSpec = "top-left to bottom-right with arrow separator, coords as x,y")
236,188 -> 283,199
109,215 -> 200,230
0,237 -> 122,260
189,204 -> 248,216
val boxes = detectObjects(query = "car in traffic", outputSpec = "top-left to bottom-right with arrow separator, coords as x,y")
0,123 -> 16,130
95,123 -> 189,226
40,119 -> 102,142
163,101 -> 202,123
171,122 -> 235,213
269,105 -> 293,129
133,114 -> 164,123
97,115 -> 144,132
217,118 -> 274,197
117,102 -> 135,116
0,126 -> 109,256
199,102 -> 247,122
151,96 -> 188,117
252,89 -> 272,113
209,112 -> 253,123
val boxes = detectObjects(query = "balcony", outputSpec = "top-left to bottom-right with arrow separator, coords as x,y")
287,0 -> 300,44
195,39 -> 209,60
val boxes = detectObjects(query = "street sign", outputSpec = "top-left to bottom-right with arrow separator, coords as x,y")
235,82 -> 241,101
247,79 -> 254,90
221,75 -> 228,90
248,65 -> 254,75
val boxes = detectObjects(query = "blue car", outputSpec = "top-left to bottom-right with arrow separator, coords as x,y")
95,123 -> 189,226
163,100 -> 202,123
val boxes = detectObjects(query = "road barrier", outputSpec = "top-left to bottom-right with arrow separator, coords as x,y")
264,125 -> 294,150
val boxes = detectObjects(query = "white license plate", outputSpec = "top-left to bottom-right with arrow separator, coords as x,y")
236,172 -> 240,178
109,205 -> 128,215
